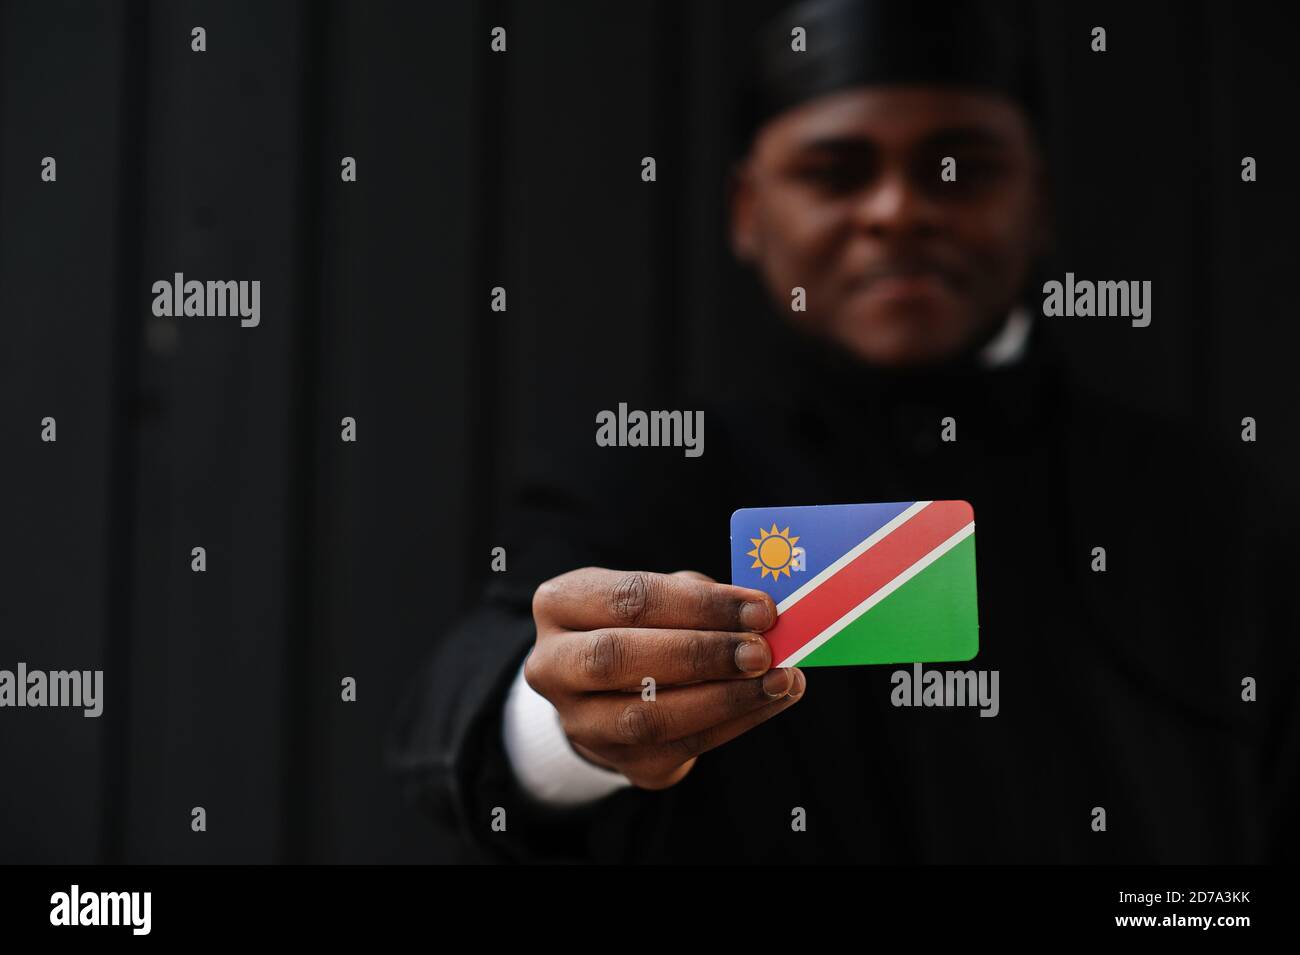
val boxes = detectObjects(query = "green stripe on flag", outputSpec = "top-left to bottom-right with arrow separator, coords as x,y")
797,533 -> 978,667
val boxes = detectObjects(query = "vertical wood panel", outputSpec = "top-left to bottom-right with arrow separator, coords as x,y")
0,0 -> 129,864
121,0 -> 310,862
1205,2 -> 1298,480
1038,0 -> 1203,420
306,0 -> 479,862
501,0 -> 665,490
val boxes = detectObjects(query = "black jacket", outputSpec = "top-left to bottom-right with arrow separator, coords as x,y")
388,317 -> 1298,863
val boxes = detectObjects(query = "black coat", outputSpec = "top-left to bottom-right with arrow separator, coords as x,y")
388,317 -> 1298,863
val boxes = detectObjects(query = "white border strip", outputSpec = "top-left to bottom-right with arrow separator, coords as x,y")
775,501 -> 932,613
777,522 -> 975,667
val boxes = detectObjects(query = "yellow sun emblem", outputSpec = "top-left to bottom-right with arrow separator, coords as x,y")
747,524 -> 800,580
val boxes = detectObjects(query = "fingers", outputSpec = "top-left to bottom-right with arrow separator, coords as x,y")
534,567 -> 777,634
580,670 -> 807,789
670,570 -> 715,583
660,671 -> 805,759
561,668 -> 805,755
527,566 -> 797,793
530,627 -> 773,694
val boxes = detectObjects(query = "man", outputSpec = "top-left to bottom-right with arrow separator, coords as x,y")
389,0 -> 1296,863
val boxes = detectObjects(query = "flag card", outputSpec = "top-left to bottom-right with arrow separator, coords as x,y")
730,501 -> 979,667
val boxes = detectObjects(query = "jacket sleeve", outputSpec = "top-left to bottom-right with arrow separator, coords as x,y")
384,443 -> 721,861
387,586 -> 673,863
385,590 -> 535,860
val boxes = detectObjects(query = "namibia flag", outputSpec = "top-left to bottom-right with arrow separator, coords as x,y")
729,501 -> 979,667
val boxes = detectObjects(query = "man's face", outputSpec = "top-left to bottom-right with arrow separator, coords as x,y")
730,86 -> 1048,367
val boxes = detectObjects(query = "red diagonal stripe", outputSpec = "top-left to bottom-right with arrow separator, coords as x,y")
765,501 -> 974,664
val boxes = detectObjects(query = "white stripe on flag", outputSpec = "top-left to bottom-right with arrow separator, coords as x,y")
776,501 -> 932,614
777,521 -> 975,668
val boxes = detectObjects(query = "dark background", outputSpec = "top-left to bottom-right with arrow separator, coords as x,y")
0,0 -> 1294,863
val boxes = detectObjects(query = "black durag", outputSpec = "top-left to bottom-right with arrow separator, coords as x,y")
736,0 -> 1044,152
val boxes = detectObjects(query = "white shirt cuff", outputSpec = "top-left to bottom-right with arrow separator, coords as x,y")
501,657 -> 633,808
977,305 -> 1033,368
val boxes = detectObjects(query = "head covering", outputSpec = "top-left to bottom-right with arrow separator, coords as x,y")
736,0 -> 1043,150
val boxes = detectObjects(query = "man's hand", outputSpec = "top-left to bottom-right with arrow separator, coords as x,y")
525,567 -> 805,790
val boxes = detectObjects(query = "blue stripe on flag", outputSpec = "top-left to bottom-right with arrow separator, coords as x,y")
730,501 -> 917,605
